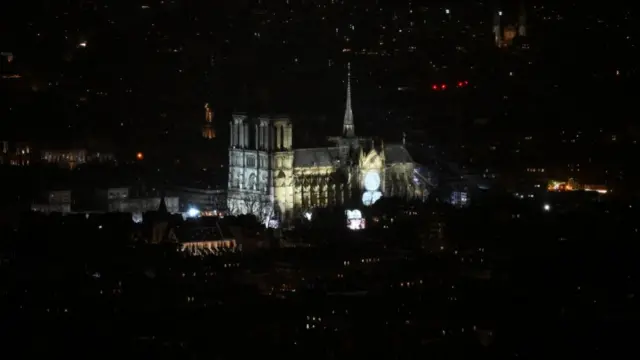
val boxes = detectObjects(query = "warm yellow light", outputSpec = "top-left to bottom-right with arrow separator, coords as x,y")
136,152 -> 144,160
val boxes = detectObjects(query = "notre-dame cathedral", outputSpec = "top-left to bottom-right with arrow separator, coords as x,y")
227,64 -> 430,223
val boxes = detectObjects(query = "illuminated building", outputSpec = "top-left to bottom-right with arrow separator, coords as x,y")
178,224 -> 237,255
168,186 -> 227,213
1,52 -> 13,63
547,178 -> 608,194
41,149 -> 87,168
493,1 -> 528,48
227,64 -> 431,223
202,102 -> 216,139
41,149 -> 115,168
148,218 -> 238,255
108,195 -> 179,213
345,209 -> 365,230
30,190 -> 72,214
0,141 -> 31,166
0,52 -> 20,79
181,238 -> 237,256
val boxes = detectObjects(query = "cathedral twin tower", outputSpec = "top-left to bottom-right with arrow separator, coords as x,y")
227,111 -> 294,222
229,114 -> 292,152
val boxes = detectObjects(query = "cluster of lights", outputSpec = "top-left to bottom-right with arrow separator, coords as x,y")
187,207 -> 201,218
346,209 -> 365,231
431,81 -> 469,91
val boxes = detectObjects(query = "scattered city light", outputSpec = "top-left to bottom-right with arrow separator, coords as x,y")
434,81 -> 469,90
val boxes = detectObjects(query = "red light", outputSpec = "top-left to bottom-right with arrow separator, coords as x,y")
457,81 -> 463,87
464,80 -> 469,85
432,85 -> 438,90
441,84 -> 447,90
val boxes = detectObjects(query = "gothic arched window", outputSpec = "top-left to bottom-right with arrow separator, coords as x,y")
248,174 -> 257,190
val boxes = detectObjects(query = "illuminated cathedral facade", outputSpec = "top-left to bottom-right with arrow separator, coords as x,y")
227,64 -> 430,222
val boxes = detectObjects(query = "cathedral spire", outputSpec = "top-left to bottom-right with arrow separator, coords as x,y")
158,188 -> 168,215
343,63 -> 355,137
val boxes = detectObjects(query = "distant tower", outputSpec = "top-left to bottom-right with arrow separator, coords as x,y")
1,52 -> 13,63
493,8 -> 502,47
503,25 -> 517,45
343,63 -> 355,137
518,1 -> 527,37
202,103 -> 216,139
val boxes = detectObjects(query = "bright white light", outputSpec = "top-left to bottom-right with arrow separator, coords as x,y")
362,190 -> 382,206
78,41 -> 87,48
445,9 -> 450,14
303,211 -> 312,221
346,208 -> 366,230
362,192 -> 373,206
187,207 -> 200,217
268,219 -> 280,228
364,171 -> 381,191
498,11 -> 503,16
347,219 -> 365,230
345,209 -> 362,220
132,212 -> 143,223
543,204 -> 551,211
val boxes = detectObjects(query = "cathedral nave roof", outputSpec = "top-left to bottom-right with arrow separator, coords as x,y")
293,147 -> 341,167
384,144 -> 413,164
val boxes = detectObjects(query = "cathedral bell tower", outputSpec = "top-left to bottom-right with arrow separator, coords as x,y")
228,113 -> 248,194
272,115 -> 294,220
229,113 -> 249,149
273,116 -> 293,151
